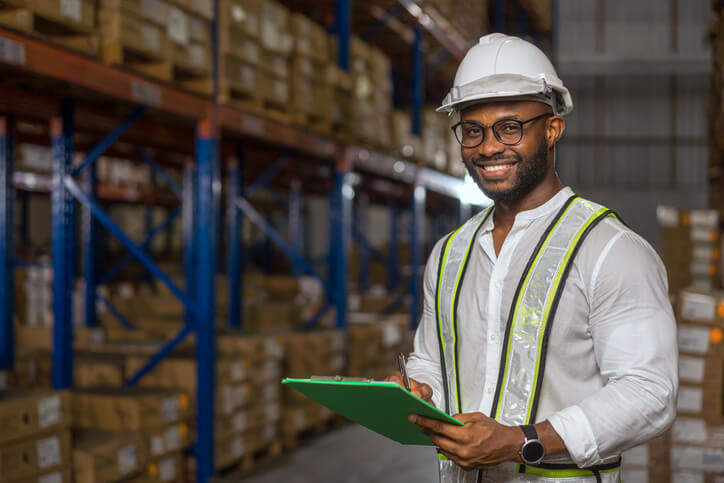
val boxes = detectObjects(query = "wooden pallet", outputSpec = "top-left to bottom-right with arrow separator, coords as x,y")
293,111 -> 333,136
0,5 -> 98,56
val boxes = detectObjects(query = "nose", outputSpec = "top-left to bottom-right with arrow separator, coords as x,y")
474,127 -> 505,158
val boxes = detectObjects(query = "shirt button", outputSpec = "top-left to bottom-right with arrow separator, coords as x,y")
490,334 -> 496,341
487,387 -> 493,395
495,280 -> 503,288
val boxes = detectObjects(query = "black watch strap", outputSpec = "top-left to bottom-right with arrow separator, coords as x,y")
521,424 -> 538,441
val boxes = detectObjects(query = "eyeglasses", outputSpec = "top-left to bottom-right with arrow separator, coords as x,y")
451,112 -> 552,148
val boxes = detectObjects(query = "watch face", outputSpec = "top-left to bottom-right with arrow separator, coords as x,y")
522,440 -> 545,463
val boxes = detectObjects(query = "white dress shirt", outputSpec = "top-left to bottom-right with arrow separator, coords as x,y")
407,187 -> 678,468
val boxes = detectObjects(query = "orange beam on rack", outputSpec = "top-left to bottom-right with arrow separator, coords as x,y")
0,28 -> 210,120
217,105 -> 340,160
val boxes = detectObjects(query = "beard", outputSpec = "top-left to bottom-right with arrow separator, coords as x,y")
464,138 -> 550,202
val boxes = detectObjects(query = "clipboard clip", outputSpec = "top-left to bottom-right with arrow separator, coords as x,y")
310,375 -> 376,383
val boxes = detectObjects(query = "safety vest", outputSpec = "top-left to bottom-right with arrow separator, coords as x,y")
435,196 -> 623,483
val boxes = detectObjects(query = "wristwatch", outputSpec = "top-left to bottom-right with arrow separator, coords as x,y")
519,425 -> 545,465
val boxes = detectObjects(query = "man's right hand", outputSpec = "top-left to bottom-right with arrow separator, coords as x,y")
385,371 -> 434,405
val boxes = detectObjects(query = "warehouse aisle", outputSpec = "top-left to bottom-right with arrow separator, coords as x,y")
237,424 -> 439,483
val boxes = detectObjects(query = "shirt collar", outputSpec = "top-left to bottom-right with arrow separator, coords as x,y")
479,186 -> 575,234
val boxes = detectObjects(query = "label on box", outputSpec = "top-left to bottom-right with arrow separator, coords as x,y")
164,425 -> 182,451
692,245 -> 716,261
679,325 -> 710,355
673,418 -> 709,443
232,412 -> 248,432
677,387 -> 703,413
117,445 -> 138,475
141,25 -> 161,53
691,210 -> 719,228
231,5 -> 246,22
60,0 -> 82,22
690,262 -> 715,277
381,322 -> 403,347
131,80 -> 162,107
672,446 -> 724,473
230,435 -> 244,457
681,293 -> 716,321
36,436 -> 61,468
39,472 -> 62,483
189,44 -> 205,68
230,360 -> 245,381
159,456 -> 176,482
167,7 -> 189,45
161,397 -> 181,422
151,434 -> 164,455
38,395 -> 62,429
691,229 -> 716,243
622,444 -> 649,466
679,356 -> 706,383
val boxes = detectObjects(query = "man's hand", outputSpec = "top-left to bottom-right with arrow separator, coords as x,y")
409,412 -> 524,470
385,371 -> 434,404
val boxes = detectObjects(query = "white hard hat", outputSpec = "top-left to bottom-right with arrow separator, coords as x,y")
438,33 -> 573,116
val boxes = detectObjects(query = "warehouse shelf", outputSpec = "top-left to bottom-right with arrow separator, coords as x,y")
0,3 -> 481,481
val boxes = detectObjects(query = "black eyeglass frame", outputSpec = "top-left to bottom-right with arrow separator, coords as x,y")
451,112 -> 553,148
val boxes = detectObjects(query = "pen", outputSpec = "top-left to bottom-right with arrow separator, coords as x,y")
397,353 -> 411,392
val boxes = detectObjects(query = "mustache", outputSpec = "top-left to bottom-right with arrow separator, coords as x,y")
471,153 -> 522,164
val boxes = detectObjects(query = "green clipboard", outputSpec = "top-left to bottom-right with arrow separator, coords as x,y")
282,377 -> 464,445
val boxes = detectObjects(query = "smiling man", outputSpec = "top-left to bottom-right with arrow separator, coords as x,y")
386,34 -> 678,482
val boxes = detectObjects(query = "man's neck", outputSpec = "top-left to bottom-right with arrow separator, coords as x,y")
492,179 -> 565,231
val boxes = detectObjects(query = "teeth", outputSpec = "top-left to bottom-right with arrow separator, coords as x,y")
482,163 -> 513,172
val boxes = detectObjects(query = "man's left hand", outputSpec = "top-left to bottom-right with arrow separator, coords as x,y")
409,412 -> 524,470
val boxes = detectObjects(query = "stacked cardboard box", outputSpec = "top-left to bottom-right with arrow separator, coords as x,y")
0,390 -> 73,483
218,0 -> 261,107
326,41 -> 354,140
280,330 -> 345,440
710,2 -> 724,214
258,0 -> 293,111
671,289 -> 724,481
423,107 -> 450,172
167,0 -> 212,93
72,387 -> 191,482
289,13 -> 333,131
620,434 -> 671,482
391,110 -> 422,161
658,206 -> 721,294
347,313 -> 413,380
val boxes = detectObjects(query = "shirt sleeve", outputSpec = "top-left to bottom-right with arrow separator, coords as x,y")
406,239 -> 446,410
547,229 -> 678,467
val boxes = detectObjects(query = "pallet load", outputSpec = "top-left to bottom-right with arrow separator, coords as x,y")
0,0 -> 97,55
290,13 -> 333,133
258,0 -> 293,120
0,390 -> 73,483
423,106 -> 451,172
326,35 -> 354,141
347,313 -> 413,380
657,206 -> 721,295
280,330 -> 346,447
72,387 -> 191,483
168,0 -> 213,94
218,0 -> 261,110
390,109 -> 422,162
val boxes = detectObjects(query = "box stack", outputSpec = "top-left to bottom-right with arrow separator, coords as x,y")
391,110 -> 422,161
327,39 -> 354,141
245,275 -> 303,332
218,0 -> 261,109
98,0 -> 171,79
167,0 -> 213,94
72,388 -> 192,483
347,313 -> 413,380
0,390 -> 73,483
280,330 -> 345,444
258,0 -> 293,116
620,434 -> 671,483
671,289 -> 724,481
423,107 -> 450,172
0,0 -> 97,56
367,46 -> 393,149
710,2 -> 724,214
290,13 -> 333,132
657,206 -> 721,295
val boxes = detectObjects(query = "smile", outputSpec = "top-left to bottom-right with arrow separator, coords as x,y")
482,162 -> 515,172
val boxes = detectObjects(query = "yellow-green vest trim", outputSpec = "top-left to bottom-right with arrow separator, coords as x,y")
434,195 -> 621,481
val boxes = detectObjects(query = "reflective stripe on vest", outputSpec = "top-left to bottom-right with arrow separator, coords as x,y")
434,196 -> 619,480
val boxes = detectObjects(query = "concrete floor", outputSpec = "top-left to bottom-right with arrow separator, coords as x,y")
230,424 -> 439,483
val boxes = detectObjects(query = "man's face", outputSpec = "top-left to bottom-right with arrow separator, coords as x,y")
459,101 -> 554,203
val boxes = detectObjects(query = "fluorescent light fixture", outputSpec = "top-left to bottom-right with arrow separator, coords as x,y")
458,174 -> 492,206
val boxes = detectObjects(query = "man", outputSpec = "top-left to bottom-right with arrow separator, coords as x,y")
387,33 -> 677,482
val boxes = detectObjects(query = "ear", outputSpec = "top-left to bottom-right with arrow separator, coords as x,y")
546,116 -> 565,147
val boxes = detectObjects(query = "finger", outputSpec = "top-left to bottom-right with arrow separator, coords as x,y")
453,412 -> 488,425
409,415 -> 469,440
412,382 -> 433,401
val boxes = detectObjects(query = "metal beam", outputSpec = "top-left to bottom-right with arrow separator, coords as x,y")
328,169 -> 351,329
183,162 -> 196,334
51,100 -> 75,389
289,179 -> 304,277
194,121 -> 217,483
336,0 -> 351,70
0,114 -> 14,369
356,194 -> 370,293
411,24 -> 423,137
362,4 -> 403,41
245,155 -> 290,197
139,150 -> 183,199
95,293 -> 135,331
82,161 -> 98,326
227,148 -> 243,328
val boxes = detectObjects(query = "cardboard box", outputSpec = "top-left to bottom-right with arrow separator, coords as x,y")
98,6 -> 170,60
99,0 -> 169,26
216,331 -> 282,359
74,352 -> 126,388
246,302 -> 301,332
219,0 -> 260,39
0,429 -> 70,482
24,0 -> 96,33
678,289 -> 724,326
15,325 -> 104,352
0,391 -> 71,445
146,422 -> 192,459
130,452 -> 185,483
259,0 -> 292,55
73,431 -> 147,483
72,388 -> 191,431
290,13 -> 327,62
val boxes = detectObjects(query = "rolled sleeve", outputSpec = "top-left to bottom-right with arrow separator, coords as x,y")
549,230 -> 678,465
